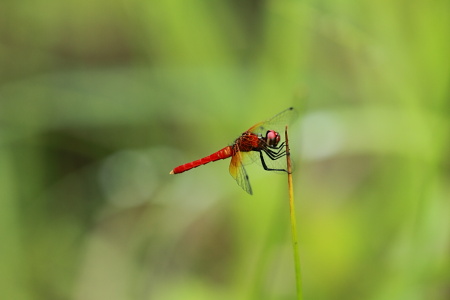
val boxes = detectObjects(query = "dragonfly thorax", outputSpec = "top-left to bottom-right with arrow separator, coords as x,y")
264,130 -> 281,147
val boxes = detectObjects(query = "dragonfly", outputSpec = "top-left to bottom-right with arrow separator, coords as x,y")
170,107 -> 296,195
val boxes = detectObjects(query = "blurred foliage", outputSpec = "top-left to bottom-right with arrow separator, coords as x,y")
0,0 -> 449,300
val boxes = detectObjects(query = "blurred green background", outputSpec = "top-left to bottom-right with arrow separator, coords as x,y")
1,1 -> 449,299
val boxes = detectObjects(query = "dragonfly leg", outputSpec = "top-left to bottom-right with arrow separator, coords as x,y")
264,147 -> 286,160
259,151 -> 288,172
267,142 -> 285,153
273,141 -> 285,150
266,142 -> 286,156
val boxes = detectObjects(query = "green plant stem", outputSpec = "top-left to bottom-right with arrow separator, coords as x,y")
285,126 -> 303,300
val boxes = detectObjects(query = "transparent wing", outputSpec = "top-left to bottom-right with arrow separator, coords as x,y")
229,149 -> 253,195
247,107 -> 297,136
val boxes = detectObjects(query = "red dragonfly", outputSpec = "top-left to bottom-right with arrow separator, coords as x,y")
170,107 -> 296,195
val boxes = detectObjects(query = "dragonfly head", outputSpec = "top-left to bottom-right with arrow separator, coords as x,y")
265,130 -> 280,147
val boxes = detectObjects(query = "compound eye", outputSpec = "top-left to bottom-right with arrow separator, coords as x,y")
266,130 -> 280,147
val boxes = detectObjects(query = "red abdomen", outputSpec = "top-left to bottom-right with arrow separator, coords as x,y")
170,146 -> 233,174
